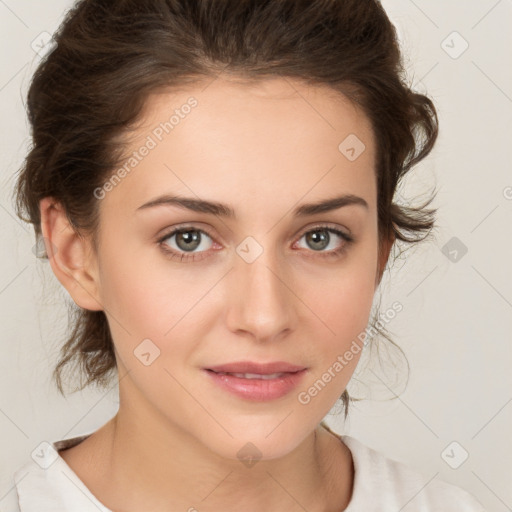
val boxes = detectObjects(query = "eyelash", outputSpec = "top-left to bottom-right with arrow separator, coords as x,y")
156,224 -> 355,263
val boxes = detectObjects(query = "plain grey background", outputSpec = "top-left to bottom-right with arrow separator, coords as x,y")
1,1 -> 511,510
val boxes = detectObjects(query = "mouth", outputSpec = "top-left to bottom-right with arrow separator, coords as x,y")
203,364 -> 308,401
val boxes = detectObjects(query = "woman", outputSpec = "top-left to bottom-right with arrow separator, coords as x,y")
11,0 -> 485,510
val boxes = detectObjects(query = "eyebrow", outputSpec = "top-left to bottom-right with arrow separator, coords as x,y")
136,193 -> 368,218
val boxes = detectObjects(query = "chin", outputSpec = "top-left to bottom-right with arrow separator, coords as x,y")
198,419 -> 313,463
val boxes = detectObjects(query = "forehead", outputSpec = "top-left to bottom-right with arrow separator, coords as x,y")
103,76 -> 376,215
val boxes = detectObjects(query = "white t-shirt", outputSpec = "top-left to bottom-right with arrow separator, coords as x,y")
7,431 -> 486,511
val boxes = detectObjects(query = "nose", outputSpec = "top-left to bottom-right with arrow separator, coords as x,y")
225,246 -> 297,343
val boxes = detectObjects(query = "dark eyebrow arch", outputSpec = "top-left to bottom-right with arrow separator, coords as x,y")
136,193 -> 368,218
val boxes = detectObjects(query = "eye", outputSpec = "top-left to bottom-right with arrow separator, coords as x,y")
294,225 -> 354,259
157,224 -> 354,263
157,227 -> 215,262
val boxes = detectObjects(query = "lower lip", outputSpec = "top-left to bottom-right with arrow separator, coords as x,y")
204,369 -> 307,401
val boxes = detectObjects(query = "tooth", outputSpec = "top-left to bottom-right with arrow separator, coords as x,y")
213,371 -> 287,379
259,373 -> 284,380
222,372 -> 285,379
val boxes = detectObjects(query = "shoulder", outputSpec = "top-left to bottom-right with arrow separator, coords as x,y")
341,435 -> 486,511
10,434 -> 111,512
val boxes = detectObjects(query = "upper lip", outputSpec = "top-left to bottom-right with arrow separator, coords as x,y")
206,361 -> 307,374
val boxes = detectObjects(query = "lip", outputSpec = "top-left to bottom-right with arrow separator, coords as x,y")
203,361 -> 308,401
206,361 -> 306,374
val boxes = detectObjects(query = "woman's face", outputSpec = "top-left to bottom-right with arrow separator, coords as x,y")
92,76 -> 388,460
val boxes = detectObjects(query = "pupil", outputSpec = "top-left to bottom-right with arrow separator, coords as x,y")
177,230 -> 200,251
308,229 -> 329,250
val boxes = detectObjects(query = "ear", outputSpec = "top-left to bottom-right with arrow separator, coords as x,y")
375,229 -> 395,288
39,197 -> 103,311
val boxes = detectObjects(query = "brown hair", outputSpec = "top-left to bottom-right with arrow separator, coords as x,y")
13,0 -> 438,416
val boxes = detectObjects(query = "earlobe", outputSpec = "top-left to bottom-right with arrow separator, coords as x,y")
39,197 -> 103,312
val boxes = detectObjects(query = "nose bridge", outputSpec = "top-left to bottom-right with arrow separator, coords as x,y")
226,238 -> 295,340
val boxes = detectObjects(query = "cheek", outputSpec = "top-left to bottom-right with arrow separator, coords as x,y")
96,234 -> 176,339
328,271 -> 376,334
297,268 -> 375,412
307,251 -> 378,338
311,275 -> 374,385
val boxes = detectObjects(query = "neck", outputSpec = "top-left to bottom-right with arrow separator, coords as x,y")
87,388 -> 353,511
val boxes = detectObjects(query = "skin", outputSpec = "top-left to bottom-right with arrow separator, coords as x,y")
40,75 -> 393,512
